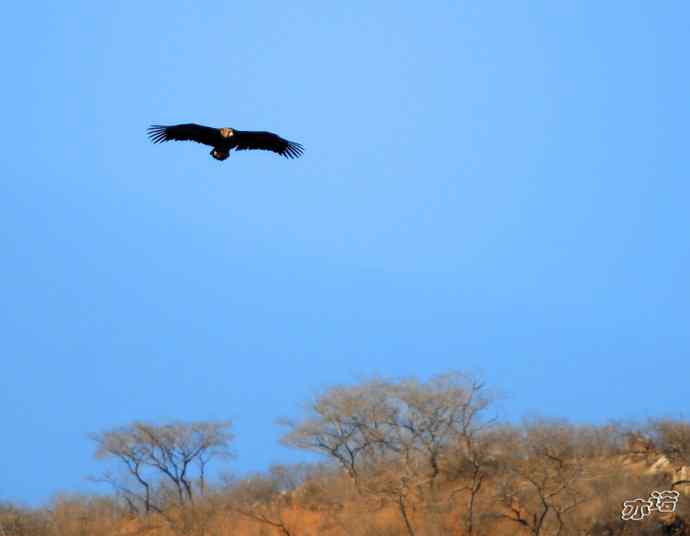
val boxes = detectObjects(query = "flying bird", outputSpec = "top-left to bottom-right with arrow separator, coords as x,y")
147,123 -> 304,161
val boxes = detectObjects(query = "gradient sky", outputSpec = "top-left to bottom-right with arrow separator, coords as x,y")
1,1 -> 688,505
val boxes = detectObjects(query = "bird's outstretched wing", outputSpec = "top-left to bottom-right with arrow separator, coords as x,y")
233,131 -> 304,159
147,124 -> 222,147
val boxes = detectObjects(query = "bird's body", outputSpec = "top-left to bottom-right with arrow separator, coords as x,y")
147,123 -> 303,161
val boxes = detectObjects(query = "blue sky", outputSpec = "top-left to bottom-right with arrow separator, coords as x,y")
1,1 -> 688,505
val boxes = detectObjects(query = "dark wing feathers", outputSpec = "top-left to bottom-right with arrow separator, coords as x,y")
233,130 -> 304,159
147,124 -> 222,147
147,124 -> 304,159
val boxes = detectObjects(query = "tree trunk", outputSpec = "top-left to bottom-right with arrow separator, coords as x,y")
398,495 -> 416,536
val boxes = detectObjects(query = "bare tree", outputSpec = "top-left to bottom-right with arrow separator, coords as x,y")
650,419 -> 690,465
279,379 -> 395,492
223,472 -> 299,536
280,372 -> 495,536
494,420 -> 590,536
386,374 -> 494,487
446,425 -> 513,536
91,419 -> 233,531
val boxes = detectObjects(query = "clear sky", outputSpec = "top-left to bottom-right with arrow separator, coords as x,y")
1,1 -> 688,505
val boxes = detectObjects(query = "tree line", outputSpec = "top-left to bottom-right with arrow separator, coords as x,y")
2,371 -> 690,536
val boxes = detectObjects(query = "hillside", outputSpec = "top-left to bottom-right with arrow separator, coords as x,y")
2,373 -> 689,536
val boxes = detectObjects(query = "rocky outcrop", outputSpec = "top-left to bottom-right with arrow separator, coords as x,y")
672,465 -> 690,496
646,455 -> 690,496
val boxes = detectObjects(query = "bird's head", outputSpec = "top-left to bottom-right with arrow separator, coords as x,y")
219,127 -> 234,138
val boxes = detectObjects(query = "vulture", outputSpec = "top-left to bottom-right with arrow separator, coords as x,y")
147,123 -> 304,161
